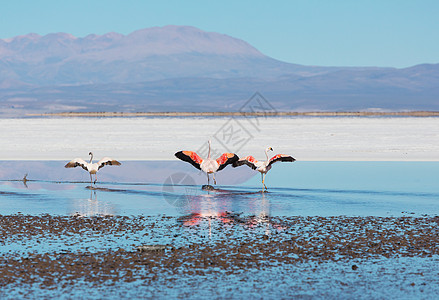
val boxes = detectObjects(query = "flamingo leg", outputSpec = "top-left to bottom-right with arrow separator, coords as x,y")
94,173 -> 97,185
89,173 -> 93,185
213,173 -> 217,185
263,173 -> 268,191
207,173 -> 210,185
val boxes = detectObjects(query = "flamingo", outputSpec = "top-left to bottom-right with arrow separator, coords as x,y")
64,152 -> 121,185
175,140 -> 239,186
233,147 -> 295,191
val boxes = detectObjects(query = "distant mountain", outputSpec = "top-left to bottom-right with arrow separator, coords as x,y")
0,25 -> 336,86
0,25 -> 438,115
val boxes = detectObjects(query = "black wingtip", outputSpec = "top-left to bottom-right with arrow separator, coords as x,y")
174,151 -> 202,170
232,157 -> 243,168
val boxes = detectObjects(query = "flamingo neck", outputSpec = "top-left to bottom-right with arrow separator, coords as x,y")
265,149 -> 269,162
89,153 -> 93,163
208,141 -> 211,159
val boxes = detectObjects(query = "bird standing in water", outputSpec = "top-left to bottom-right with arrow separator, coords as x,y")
65,152 -> 121,185
233,147 -> 295,191
175,140 -> 239,186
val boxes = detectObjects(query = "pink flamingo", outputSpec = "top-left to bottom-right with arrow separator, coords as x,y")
233,147 -> 295,191
175,140 -> 239,186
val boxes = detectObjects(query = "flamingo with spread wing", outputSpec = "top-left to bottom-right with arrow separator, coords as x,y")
233,147 -> 295,191
65,152 -> 121,185
175,140 -> 239,186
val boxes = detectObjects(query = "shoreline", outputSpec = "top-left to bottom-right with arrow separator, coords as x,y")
27,111 -> 439,117
1,214 -> 438,298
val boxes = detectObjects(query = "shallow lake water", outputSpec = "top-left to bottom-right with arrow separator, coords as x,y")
1,159 -> 438,298
0,161 -> 438,217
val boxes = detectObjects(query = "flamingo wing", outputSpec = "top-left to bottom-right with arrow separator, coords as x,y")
97,157 -> 121,170
232,155 -> 258,170
175,151 -> 203,170
268,154 -> 296,167
64,158 -> 89,171
216,153 -> 239,171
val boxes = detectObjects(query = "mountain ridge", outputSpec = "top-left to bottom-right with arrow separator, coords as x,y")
0,25 -> 265,60
0,25 -> 438,115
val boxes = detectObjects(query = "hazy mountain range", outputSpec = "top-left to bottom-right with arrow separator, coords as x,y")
1,25 -> 438,115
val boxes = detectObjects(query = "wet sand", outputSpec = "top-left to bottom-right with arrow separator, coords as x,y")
1,214 -> 438,298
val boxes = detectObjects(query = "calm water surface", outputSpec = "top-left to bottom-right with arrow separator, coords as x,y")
0,161 -> 437,217
1,161 -> 438,299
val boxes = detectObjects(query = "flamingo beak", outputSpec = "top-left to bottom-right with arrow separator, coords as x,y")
269,147 -> 273,151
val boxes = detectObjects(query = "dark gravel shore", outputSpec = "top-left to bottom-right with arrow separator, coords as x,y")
1,214 -> 438,298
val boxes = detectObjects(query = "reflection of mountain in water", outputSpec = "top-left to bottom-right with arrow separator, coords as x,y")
0,161 -> 256,186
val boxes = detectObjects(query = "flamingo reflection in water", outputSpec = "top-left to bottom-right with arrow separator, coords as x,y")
70,190 -> 115,217
177,192 -> 285,237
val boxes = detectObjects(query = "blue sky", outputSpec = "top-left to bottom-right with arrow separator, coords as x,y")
1,0 -> 438,68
